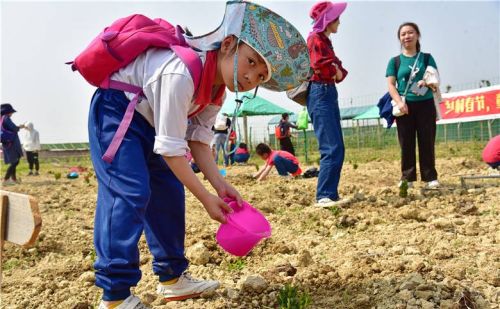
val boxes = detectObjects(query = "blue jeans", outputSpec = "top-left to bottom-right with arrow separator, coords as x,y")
228,143 -> 236,165
213,133 -> 228,166
307,82 -> 345,200
89,89 -> 188,301
234,153 -> 250,163
273,155 -> 299,176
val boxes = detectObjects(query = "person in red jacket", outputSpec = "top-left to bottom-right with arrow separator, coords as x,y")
307,1 -> 348,207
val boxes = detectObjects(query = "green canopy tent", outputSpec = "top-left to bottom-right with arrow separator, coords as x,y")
352,105 -> 380,120
220,93 -> 292,144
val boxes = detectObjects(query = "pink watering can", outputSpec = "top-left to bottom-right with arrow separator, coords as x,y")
216,198 -> 272,256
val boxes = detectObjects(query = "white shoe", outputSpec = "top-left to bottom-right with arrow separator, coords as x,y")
426,180 -> 440,189
2,179 -> 17,186
398,181 -> 413,188
157,272 -> 220,302
315,198 -> 348,208
98,295 -> 149,309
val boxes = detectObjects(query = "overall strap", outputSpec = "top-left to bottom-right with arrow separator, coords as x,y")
101,80 -> 143,163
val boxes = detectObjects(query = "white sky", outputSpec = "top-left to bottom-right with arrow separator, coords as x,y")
1,0 -> 499,143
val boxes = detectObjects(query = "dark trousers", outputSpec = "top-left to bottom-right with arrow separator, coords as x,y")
273,155 -> 299,176
26,151 -> 39,171
4,159 -> 19,180
396,98 -> 438,182
279,137 -> 295,156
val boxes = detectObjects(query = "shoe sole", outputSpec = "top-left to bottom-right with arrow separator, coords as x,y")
315,199 -> 351,208
315,203 -> 336,208
164,292 -> 202,302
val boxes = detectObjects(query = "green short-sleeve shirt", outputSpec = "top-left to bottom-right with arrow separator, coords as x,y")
386,53 -> 437,102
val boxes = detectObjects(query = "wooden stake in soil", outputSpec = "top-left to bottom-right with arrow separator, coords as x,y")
0,195 -> 8,286
0,191 -> 41,287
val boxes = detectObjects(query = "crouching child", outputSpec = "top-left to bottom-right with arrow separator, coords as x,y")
254,143 -> 302,181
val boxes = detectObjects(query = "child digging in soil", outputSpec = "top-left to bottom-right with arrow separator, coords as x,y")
254,143 -> 302,181
72,2 -> 308,308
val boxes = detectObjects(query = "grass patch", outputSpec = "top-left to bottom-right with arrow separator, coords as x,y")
329,205 -> 342,216
3,258 -> 21,271
278,284 -> 311,309
227,259 -> 246,272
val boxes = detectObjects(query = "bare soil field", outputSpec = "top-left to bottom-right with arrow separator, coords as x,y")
1,156 -> 499,308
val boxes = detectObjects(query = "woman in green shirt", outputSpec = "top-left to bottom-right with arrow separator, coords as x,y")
386,22 -> 439,189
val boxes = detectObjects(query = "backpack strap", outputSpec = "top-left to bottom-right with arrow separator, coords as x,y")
101,81 -> 143,163
423,53 -> 430,68
394,55 -> 401,73
102,43 -> 202,164
171,45 -> 202,93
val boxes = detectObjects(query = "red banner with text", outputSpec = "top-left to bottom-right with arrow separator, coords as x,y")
439,87 -> 500,120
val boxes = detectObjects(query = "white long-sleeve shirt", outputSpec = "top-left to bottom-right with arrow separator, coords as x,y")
111,48 -> 219,157
22,122 -> 41,151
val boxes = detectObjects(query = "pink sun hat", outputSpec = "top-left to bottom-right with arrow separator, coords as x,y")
310,1 -> 347,33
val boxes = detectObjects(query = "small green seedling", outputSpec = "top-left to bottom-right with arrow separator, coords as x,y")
278,284 -> 311,309
399,180 -> 408,198
254,163 -> 260,172
329,205 -> 342,216
54,172 -> 62,180
227,259 -> 246,272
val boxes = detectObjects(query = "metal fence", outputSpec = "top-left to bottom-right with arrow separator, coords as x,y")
266,119 -> 499,162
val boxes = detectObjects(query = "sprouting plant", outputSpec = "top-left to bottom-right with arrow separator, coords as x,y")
227,259 -> 246,272
329,205 -> 342,216
278,284 -> 311,309
54,172 -> 61,180
399,180 -> 408,198
254,163 -> 260,172
352,163 -> 358,170
3,258 -> 20,271
89,249 -> 97,270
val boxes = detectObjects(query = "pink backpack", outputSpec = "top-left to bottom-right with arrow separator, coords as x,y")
68,14 -> 203,163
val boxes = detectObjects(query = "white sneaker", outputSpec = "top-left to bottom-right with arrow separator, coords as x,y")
98,295 -> 149,309
157,272 -> 220,302
426,180 -> 440,189
315,198 -> 349,208
398,181 -> 413,188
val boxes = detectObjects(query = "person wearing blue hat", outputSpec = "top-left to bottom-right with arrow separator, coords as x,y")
73,2 -> 309,308
1,103 -> 25,185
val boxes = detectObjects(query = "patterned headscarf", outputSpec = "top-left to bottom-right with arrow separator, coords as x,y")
185,1 -> 310,92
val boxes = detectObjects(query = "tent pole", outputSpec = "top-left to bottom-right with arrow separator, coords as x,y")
249,126 -> 252,151
243,115 -> 248,144
304,129 -> 308,164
